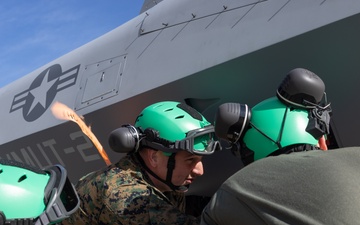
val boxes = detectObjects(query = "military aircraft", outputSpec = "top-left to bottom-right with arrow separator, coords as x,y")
1,0 -> 360,198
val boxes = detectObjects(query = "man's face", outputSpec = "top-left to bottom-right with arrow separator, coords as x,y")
172,151 -> 204,187
154,150 -> 204,190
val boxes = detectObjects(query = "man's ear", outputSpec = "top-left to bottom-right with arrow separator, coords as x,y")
147,149 -> 159,167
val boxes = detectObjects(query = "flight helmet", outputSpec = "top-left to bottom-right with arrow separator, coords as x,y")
214,68 -> 331,165
0,159 -> 79,225
109,101 -> 220,155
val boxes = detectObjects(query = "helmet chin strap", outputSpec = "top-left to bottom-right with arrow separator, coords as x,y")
135,152 -> 189,192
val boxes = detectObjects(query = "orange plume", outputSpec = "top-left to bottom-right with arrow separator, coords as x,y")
51,101 -> 111,166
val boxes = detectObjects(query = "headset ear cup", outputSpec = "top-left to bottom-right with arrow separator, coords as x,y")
215,103 -> 251,143
108,125 -> 140,153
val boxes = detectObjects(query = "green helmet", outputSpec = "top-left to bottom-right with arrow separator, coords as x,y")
243,97 -> 318,161
0,159 -> 79,224
135,101 -> 220,155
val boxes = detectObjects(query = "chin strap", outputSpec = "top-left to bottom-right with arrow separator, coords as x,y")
134,152 -> 188,192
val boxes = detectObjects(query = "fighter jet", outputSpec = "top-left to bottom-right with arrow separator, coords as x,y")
1,0 -> 360,197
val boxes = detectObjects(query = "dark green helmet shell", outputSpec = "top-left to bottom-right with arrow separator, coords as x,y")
243,97 -> 318,161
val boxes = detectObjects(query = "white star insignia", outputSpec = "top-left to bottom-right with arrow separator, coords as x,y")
28,70 -> 57,113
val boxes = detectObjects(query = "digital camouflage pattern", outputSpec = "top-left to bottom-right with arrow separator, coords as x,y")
61,154 -> 200,225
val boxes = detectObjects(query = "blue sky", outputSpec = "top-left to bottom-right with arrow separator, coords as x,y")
0,1 -> 144,88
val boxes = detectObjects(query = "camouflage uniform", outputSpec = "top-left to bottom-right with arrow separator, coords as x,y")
61,154 -> 200,225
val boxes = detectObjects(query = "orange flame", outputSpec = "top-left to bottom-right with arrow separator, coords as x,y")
51,101 -> 111,166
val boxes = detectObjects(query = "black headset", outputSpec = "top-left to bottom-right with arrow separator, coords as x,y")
214,103 -> 251,143
108,125 -> 141,153
108,125 -> 175,153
